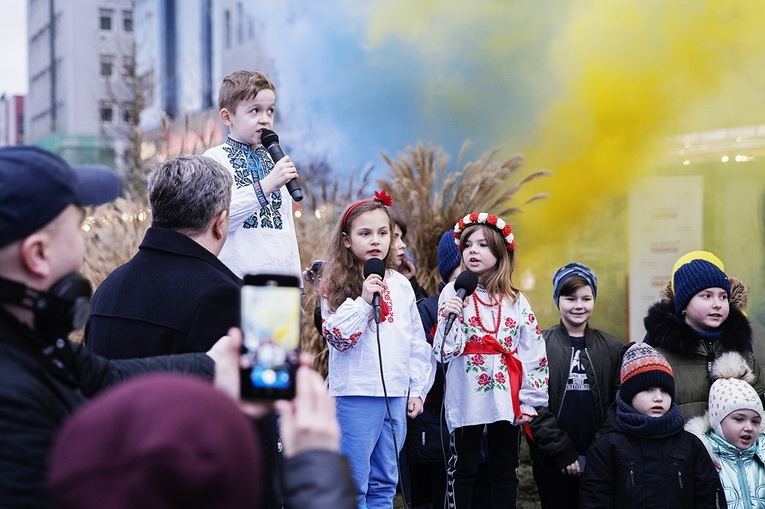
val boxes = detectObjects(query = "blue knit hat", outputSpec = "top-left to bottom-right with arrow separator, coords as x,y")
552,262 -> 597,307
673,259 -> 730,314
437,230 -> 462,282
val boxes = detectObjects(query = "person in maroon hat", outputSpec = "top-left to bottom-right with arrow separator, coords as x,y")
49,357 -> 356,509
0,146 -> 239,508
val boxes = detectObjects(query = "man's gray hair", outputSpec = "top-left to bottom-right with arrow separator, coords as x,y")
148,155 -> 233,235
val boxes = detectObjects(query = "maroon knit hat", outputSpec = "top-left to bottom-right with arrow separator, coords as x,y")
49,374 -> 262,509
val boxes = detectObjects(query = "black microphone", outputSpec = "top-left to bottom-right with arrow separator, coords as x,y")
444,270 -> 479,336
363,258 -> 386,323
260,129 -> 303,202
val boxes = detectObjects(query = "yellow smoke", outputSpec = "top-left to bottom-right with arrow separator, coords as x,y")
362,0 -> 765,232
361,0 -> 765,332
525,0 -> 765,232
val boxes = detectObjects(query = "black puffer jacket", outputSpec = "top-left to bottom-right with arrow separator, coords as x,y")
528,323 -> 623,468
579,407 -> 724,508
0,309 -> 214,508
643,294 -> 765,420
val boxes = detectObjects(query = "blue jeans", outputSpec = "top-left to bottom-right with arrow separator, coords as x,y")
336,396 -> 407,509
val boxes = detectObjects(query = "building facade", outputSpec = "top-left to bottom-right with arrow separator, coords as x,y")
26,0 -> 135,168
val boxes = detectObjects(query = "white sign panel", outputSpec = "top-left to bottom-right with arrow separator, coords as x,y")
628,176 -> 703,342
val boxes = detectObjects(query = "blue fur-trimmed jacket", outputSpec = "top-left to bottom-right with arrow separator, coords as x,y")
686,414 -> 765,509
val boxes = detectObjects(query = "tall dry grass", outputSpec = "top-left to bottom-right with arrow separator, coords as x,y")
293,164 -> 375,375
377,142 -> 551,294
71,198 -> 151,342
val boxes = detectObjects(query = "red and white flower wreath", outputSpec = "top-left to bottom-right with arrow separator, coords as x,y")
453,212 -> 515,251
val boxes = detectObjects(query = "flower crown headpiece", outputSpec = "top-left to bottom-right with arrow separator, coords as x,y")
453,212 -> 515,251
341,189 -> 393,230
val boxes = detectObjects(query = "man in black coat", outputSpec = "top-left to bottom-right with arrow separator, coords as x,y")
86,154 -> 241,358
0,146 -> 226,508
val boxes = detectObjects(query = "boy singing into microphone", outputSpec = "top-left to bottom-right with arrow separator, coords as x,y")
204,70 -> 302,279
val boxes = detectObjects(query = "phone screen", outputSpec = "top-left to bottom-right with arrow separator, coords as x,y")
240,274 -> 301,399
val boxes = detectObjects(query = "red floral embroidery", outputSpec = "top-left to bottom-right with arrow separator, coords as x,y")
539,357 -> 548,368
379,283 -> 394,323
469,334 -> 480,343
477,373 -> 491,386
528,312 -> 536,323
471,354 -> 485,366
535,324 -> 541,336
494,372 -> 506,385
504,316 -> 517,328
322,326 -> 363,352
467,315 -> 480,327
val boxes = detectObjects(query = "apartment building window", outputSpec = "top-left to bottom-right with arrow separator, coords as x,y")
100,101 -> 114,123
100,55 -> 114,77
100,9 -> 114,31
123,101 -> 137,123
122,55 -> 135,78
123,10 -> 133,32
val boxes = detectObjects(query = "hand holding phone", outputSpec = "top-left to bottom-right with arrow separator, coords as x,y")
240,274 -> 301,400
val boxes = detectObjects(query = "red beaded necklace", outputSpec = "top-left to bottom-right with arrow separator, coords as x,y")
472,291 -> 503,335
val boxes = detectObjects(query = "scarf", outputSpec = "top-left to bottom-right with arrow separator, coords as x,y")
615,392 -> 685,439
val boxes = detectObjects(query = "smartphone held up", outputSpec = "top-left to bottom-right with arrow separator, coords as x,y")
240,274 -> 301,400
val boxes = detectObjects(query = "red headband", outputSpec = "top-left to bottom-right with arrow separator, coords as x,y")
341,189 -> 393,230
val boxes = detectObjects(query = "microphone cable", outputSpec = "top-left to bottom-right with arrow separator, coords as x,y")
373,313 -> 410,509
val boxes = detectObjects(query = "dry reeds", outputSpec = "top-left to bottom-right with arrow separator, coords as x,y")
294,164 -> 375,375
377,141 -> 551,294
70,198 -> 151,342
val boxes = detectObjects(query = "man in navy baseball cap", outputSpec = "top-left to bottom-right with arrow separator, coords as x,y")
0,146 -> 226,508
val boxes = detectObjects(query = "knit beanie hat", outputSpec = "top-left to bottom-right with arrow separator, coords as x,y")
437,229 -> 462,282
707,351 -> 764,437
49,374 -> 263,509
708,378 -> 764,436
552,262 -> 597,307
670,251 -> 725,292
620,342 -> 675,405
672,258 -> 730,314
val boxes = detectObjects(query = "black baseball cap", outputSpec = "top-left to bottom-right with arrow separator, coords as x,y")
0,146 -> 121,247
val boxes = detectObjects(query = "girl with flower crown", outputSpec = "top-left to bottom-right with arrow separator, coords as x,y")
434,212 -> 549,509
320,190 -> 435,509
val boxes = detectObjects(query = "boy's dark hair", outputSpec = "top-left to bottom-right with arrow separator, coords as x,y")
558,275 -> 591,298
218,70 -> 276,113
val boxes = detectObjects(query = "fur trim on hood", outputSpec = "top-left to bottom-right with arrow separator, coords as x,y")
643,299 -> 753,357
660,275 -> 748,311
684,415 -> 721,470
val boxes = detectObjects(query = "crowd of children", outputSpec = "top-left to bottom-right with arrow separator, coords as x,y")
197,68 -> 765,509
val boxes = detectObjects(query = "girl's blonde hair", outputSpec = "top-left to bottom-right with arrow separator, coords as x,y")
459,224 -> 519,302
322,201 -> 395,312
